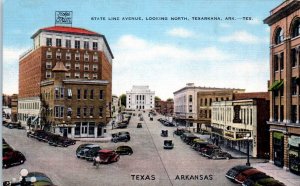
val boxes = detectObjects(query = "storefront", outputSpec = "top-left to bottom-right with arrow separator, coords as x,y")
273,132 -> 284,167
289,135 -> 300,175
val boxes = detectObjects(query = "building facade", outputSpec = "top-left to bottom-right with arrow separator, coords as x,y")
11,94 -> 18,122
40,62 -> 108,138
126,86 -> 155,110
155,100 -> 174,116
211,95 -> 270,158
264,0 -> 300,175
18,25 -> 113,138
173,83 -> 244,131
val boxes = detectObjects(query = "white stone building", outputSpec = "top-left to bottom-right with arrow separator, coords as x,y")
126,86 -> 155,110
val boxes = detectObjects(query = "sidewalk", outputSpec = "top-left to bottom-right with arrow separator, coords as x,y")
252,162 -> 300,186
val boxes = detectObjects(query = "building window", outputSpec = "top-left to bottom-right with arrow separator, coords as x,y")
75,72 -> 80,78
280,105 -> 284,122
46,51 -> 52,59
46,61 -> 52,69
75,40 -> 80,49
280,53 -> 284,70
292,77 -> 297,95
66,39 -> 71,48
99,107 -> 103,117
84,53 -> 89,61
275,28 -> 284,45
83,89 -> 88,99
84,73 -> 89,79
189,95 -> 192,102
93,54 -> 98,62
75,63 -> 80,70
66,52 -> 71,60
204,98 -> 207,106
189,105 -> 192,113
54,106 -> 64,118
84,64 -> 89,71
55,88 -> 59,99
90,107 -> 94,117
46,71 -> 52,78
274,55 -> 279,71
77,107 -> 81,117
93,64 -> 98,71
291,105 -> 297,123
93,74 -> 98,79
56,39 -> 61,47
84,41 -> 89,50
46,38 -> 52,46
90,89 -> 94,99
93,42 -> 98,50
292,19 -> 300,38
291,48 -> 297,67
56,51 -> 61,60
75,53 -> 80,61
77,89 -> 81,99
67,107 -> 72,117
83,107 -> 87,117
67,89 -> 72,99
65,62 -> 71,69
99,90 -> 104,99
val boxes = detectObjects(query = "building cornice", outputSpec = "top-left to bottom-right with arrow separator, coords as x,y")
63,79 -> 109,85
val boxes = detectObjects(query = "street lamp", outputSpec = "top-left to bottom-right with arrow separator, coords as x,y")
244,133 -> 251,166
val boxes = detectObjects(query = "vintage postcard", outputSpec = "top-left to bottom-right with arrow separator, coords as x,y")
2,0 -> 300,186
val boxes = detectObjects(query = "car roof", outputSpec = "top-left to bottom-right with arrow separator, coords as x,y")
85,144 -> 100,148
239,168 -> 262,176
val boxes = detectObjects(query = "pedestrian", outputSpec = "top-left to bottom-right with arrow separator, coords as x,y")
94,155 -> 100,168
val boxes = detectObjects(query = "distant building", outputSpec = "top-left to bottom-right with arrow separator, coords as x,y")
126,86 -> 155,110
18,25 -> 113,137
264,0 -> 300,174
211,92 -> 270,158
155,100 -> 174,116
112,95 -> 119,116
173,83 -> 244,132
11,94 -> 18,122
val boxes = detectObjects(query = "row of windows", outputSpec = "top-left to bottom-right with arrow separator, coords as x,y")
43,88 -> 104,100
199,109 -> 211,119
46,50 -> 99,62
18,102 -> 40,110
45,71 -> 98,79
46,62 -> 98,71
46,38 -> 98,50
274,18 -> 300,45
199,97 -> 230,106
212,107 -> 253,125
53,106 -> 104,118
273,105 -> 300,123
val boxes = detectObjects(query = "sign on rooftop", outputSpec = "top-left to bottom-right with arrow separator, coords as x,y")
55,11 -> 73,26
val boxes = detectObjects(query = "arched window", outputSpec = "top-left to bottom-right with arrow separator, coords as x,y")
292,18 -> 300,38
275,28 -> 284,44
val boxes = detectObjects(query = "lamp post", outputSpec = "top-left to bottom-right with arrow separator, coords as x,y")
244,133 -> 251,166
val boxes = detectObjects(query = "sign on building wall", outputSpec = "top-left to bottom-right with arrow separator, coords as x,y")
55,11 -> 73,26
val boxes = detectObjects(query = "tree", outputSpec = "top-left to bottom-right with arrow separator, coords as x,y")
119,94 -> 126,107
166,98 -> 173,102
155,96 -> 161,101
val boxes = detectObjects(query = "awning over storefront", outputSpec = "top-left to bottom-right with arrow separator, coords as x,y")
268,80 -> 283,91
289,135 -> 300,147
273,131 -> 284,140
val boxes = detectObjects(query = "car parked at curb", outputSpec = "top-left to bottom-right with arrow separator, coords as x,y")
3,150 -> 26,168
85,146 -> 102,161
207,149 -> 232,160
225,165 -> 253,182
76,144 -> 101,159
199,144 -> 220,156
241,173 -> 272,186
234,168 -> 264,184
115,146 -> 133,155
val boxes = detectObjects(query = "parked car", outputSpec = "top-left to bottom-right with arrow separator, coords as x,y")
225,165 -> 253,182
3,150 -> 26,168
191,138 -> 209,151
77,144 -> 101,159
199,144 -> 220,156
161,130 -> 168,137
207,149 -> 232,160
181,133 -> 197,144
76,143 -> 94,158
114,122 -> 128,129
163,140 -> 174,149
111,134 -> 130,143
26,172 -> 55,186
174,128 -> 190,136
115,146 -> 133,155
242,173 -> 272,186
7,122 -> 23,129
98,149 -> 120,164
235,168 -> 264,184
137,123 -> 142,128
243,177 -> 285,186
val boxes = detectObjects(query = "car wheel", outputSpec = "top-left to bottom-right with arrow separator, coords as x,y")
226,156 -> 230,160
114,140 -> 118,143
3,163 -> 8,169
128,152 -> 132,155
212,156 -> 217,160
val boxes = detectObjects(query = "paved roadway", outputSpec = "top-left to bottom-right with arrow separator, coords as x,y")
2,112 -> 264,186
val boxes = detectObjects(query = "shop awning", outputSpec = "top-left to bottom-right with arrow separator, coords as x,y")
268,80 -> 283,91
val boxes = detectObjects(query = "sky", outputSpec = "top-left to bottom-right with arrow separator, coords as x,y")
2,0 -> 282,100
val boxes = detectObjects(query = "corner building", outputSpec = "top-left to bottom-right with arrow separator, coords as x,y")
264,0 -> 300,175
18,25 -> 113,138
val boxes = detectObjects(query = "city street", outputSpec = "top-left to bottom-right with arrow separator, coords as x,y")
3,112 -> 264,186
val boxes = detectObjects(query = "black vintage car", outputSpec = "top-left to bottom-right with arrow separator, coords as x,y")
207,149 -> 232,160
76,144 -> 101,159
111,134 -> 130,143
174,128 -> 190,136
3,150 -> 26,168
111,131 -> 130,140
163,140 -> 174,149
137,123 -> 142,128
85,146 -> 102,161
161,130 -> 168,137
115,145 -> 133,155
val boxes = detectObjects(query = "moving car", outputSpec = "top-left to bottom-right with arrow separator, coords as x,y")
3,150 -> 26,168
85,146 -> 102,161
111,134 -> 130,143
115,146 -> 133,155
164,140 -> 174,149
234,168 -> 264,184
161,130 -> 168,137
111,132 -> 131,140
76,143 -> 94,158
137,123 -> 142,128
77,144 -> 101,159
225,165 -> 253,182
26,172 -> 55,186
98,149 -> 120,164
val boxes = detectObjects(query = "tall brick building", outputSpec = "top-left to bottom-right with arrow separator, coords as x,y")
264,0 -> 300,175
18,25 -> 113,138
